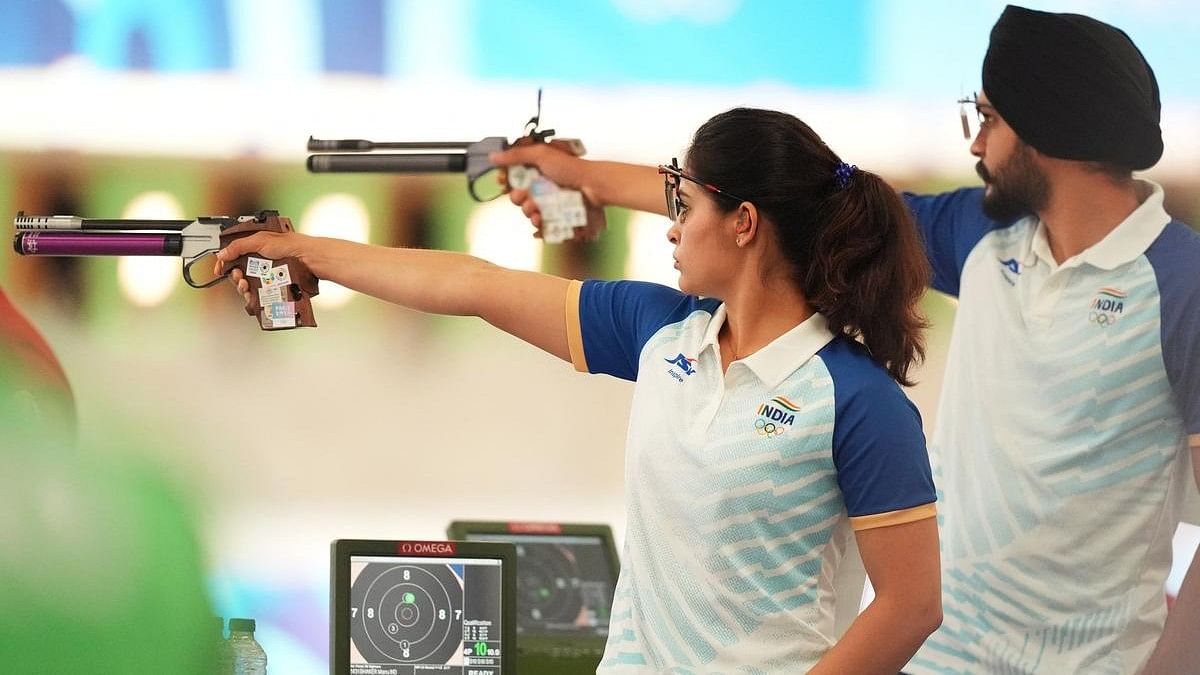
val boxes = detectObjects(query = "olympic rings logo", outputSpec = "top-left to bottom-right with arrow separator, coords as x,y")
754,418 -> 785,437
1088,311 -> 1117,326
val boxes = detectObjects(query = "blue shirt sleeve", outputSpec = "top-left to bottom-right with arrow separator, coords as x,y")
1146,221 -> 1200,436
577,280 -> 713,382
819,339 -> 936,517
903,188 -> 1012,297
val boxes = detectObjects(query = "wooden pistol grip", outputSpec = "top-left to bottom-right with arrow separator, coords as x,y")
502,136 -> 606,242
219,215 -> 320,330
547,138 -> 607,242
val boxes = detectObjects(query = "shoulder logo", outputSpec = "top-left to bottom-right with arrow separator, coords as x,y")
664,353 -> 697,382
1088,287 -> 1127,327
997,257 -> 1021,286
754,396 -> 800,437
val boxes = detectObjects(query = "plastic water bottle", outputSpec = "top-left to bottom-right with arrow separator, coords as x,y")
215,616 -> 234,675
228,617 -> 268,674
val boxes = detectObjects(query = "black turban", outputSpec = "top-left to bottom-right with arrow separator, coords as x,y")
982,5 -> 1162,170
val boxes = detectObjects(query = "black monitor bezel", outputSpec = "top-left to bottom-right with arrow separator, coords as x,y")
445,521 -> 620,581
444,521 -> 621,637
330,539 -> 517,675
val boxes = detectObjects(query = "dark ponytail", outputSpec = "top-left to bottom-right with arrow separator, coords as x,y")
804,167 -> 930,385
686,108 -> 930,385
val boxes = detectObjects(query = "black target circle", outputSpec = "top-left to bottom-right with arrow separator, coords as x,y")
351,563 -> 463,664
517,543 -> 583,624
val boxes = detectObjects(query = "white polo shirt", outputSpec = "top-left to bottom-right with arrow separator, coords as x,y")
904,182 -> 1200,674
564,279 -> 937,673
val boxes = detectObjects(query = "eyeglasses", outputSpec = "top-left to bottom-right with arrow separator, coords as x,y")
957,92 -> 997,140
656,157 -> 749,221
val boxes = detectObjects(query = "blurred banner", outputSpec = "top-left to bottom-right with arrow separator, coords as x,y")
0,0 -> 1195,95
0,1 -> 1196,176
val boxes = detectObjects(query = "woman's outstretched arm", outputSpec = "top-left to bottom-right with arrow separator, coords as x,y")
217,232 -> 574,361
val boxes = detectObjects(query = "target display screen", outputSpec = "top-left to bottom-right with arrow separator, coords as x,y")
464,534 -> 615,638
347,555 -> 504,674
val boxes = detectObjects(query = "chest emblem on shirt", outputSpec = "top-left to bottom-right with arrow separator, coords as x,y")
664,353 -> 697,382
754,396 -> 800,437
1088,287 -> 1127,327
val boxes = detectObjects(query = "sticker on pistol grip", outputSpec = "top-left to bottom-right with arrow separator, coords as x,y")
246,256 -> 272,279
507,164 -> 538,191
258,285 -> 284,306
261,301 -> 297,329
271,264 -> 292,286
531,177 -> 587,244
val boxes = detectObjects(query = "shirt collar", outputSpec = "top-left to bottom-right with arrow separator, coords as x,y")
700,305 -> 837,389
699,303 -> 726,354
1028,180 -> 1170,271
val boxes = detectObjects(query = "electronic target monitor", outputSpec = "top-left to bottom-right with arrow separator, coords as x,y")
331,539 -> 516,675
445,521 -> 620,675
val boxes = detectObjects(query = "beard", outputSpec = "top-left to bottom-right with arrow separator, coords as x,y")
977,143 -> 1049,222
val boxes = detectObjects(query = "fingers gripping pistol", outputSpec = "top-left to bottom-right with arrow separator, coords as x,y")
13,210 -> 319,331
306,90 -> 605,243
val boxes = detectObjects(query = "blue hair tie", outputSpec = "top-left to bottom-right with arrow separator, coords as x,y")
833,161 -> 857,190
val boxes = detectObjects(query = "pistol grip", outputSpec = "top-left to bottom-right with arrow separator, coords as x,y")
507,136 -> 607,243
224,253 -> 319,330
219,216 -> 320,331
